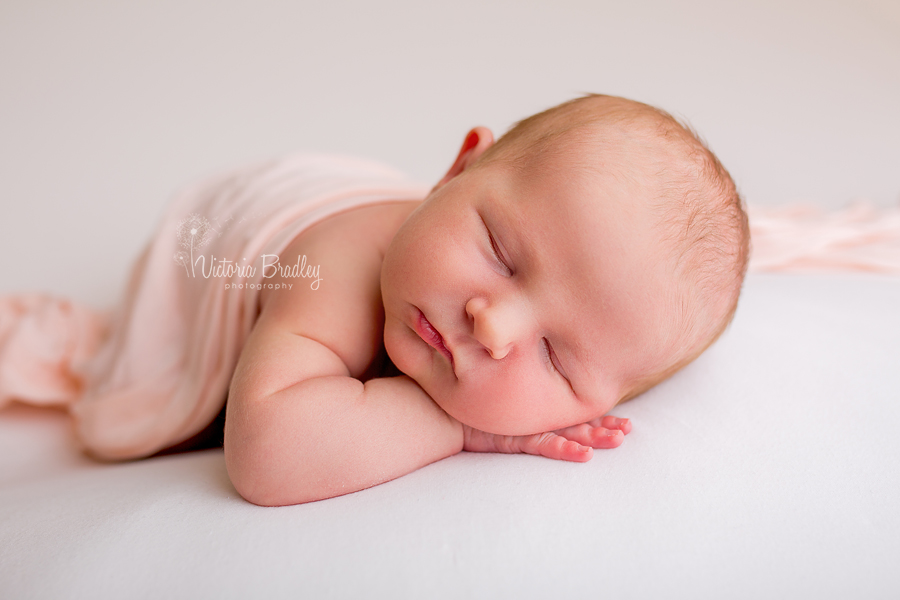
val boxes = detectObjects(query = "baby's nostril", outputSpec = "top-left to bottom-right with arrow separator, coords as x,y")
488,345 -> 509,360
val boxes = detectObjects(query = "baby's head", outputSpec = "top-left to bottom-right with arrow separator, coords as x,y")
381,94 -> 749,435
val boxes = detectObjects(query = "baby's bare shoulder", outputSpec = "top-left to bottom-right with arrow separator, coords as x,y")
255,201 -> 418,377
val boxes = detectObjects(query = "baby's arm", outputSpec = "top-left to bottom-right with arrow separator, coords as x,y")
225,314 -> 465,506
225,309 -> 631,506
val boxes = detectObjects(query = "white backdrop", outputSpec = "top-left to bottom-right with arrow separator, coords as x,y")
1,0 -> 898,307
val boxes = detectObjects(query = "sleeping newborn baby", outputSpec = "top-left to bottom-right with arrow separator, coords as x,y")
225,94 -> 750,505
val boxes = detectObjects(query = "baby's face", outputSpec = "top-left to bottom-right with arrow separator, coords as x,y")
381,148 -> 678,436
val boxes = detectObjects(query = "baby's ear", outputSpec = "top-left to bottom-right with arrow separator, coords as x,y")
434,126 -> 495,189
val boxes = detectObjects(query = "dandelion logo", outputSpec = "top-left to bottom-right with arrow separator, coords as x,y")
173,214 -> 216,277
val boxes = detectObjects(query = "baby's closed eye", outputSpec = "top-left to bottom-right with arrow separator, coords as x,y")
480,215 -> 513,276
541,337 -> 571,387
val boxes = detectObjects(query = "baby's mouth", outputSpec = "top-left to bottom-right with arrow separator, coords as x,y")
415,309 -> 454,367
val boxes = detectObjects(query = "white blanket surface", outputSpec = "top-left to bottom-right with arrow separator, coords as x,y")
1,272 -> 897,599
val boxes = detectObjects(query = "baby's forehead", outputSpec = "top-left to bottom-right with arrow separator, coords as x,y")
500,150 -> 664,243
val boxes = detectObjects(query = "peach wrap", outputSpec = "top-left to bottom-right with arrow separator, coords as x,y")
0,154 -> 429,459
748,201 -> 900,274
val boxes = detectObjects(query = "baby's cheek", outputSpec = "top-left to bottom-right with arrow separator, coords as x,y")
423,379 -> 453,407
441,384 -> 513,434
382,321 -> 416,377
460,377 -> 562,436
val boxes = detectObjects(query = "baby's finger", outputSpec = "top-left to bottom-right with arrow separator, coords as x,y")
525,432 -> 593,463
551,422 -> 626,449
590,427 -> 625,449
588,416 -> 632,435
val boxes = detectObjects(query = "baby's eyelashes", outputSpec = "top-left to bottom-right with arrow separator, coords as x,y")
480,215 -> 513,276
488,231 -> 512,274
542,337 -> 571,386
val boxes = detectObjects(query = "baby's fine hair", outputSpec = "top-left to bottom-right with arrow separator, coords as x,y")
475,94 -> 750,403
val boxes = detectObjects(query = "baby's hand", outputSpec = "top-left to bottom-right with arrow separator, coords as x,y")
461,416 -> 632,463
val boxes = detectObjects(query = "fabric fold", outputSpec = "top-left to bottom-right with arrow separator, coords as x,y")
0,294 -> 109,409
748,200 -> 900,274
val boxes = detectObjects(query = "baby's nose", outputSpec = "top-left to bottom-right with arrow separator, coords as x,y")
485,342 -> 511,360
465,298 -> 522,360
